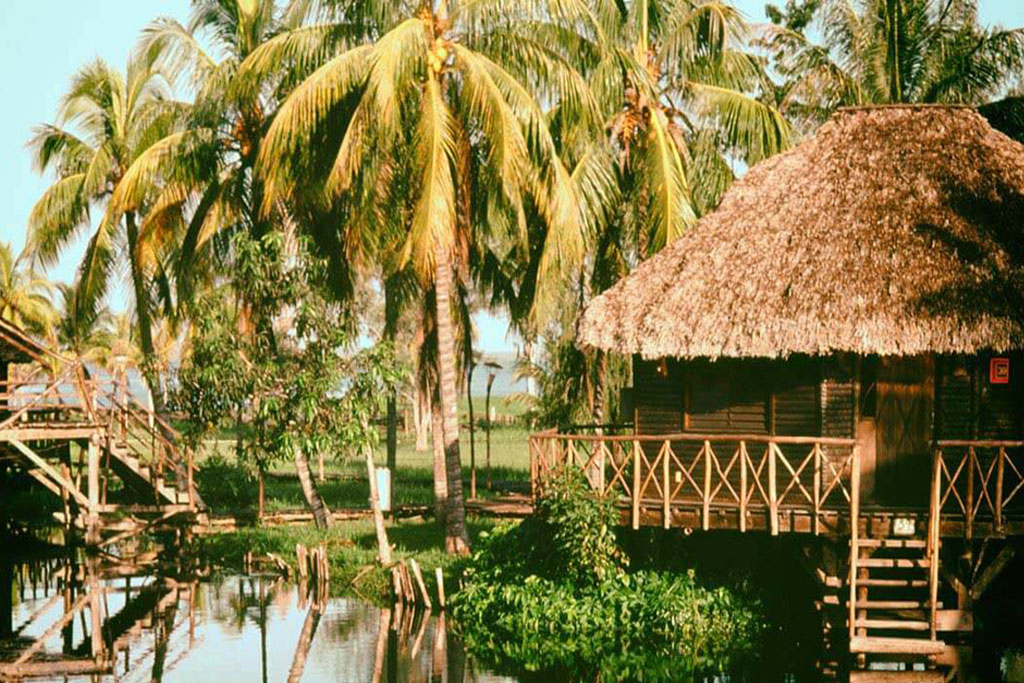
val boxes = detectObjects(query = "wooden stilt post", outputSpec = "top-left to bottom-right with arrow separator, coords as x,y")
966,447 -> 975,541
739,442 -> 748,533
86,437 -> 100,545
632,440 -> 641,530
702,441 -> 712,531
849,445 -> 861,643
769,443 -> 779,536
813,444 -> 822,536
662,441 -> 670,530
995,447 -> 1005,533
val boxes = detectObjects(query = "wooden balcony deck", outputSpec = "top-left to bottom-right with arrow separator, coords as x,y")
528,430 -> 1024,540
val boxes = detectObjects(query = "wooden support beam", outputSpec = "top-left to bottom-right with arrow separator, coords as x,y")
702,441 -> 712,532
768,444 -> 779,536
7,439 -> 90,508
971,545 -> 1016,601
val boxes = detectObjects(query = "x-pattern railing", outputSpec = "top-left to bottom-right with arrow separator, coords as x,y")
934,440 -> 1024,538
530,429 -> 858,535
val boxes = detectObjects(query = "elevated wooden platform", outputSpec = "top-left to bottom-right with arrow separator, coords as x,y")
529,429 -> 1024,676
1,330 -> 202,545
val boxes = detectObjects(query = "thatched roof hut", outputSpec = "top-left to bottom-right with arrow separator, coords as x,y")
579,105 -> 1024,360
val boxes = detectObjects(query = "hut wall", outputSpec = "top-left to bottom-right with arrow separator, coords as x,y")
936,353 -> 1024,440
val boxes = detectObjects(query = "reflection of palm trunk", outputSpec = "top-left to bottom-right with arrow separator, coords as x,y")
433,249 -> 470,554
295,448 -> 331,528
286,605 -> 322,683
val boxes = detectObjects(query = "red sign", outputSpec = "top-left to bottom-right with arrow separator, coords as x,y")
990,357 -> 1010,384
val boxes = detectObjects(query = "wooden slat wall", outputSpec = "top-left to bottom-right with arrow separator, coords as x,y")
634,357 -> 682,435
937,355 -> 975,439
821,355 -> 855,440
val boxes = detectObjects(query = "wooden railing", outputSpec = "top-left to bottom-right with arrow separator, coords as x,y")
1,363 -> 197,509
933,440 -> 1024,538
529,429 -> 859,535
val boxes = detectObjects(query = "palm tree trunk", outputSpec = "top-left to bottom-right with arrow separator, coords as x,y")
295,447 -> 332,529
431,392 -> 447,525
414,386 -> 429,451
124,211 -> 165,415
467,361 -> 476,500
591,349 -> 607,426
433,247 -> 470,554
384,277 -> 399,474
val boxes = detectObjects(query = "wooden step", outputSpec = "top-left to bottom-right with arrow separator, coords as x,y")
855,538 -> 927,549
855,618 -> 930,631
858,578 -> 929,588
849,671 -> 944,683
858,600 -> 936,610
860,558 -> 930,569
849,636 -> 944,655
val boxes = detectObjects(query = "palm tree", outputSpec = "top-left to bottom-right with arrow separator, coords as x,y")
27,54 -> 181,413
761,0 -> 1024,129
492,0 -> 791,424
245,0 -> 591,553
0,242 -> 55,335
121,0 -> 344,527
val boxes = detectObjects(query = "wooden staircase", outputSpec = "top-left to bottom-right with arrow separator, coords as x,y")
846,451 -> 946,674
849,537 -> 944,658
1,359 -> 203,539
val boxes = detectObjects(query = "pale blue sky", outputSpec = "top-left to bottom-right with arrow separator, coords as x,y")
1,1 -> 1022,353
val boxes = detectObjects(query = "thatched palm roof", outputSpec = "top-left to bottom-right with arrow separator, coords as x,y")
579,105 -> 1024,359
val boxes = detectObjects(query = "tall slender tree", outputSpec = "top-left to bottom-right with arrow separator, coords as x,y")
245,0 -> 593,553
0,243 -> 55,335
761,0 -> 1024,129
27,55 -> 181,411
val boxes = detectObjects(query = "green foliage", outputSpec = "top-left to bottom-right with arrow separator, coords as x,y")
524,334 -> 631,429
535,467 -> 626,584
451,471 -> 763,679
193,454 -> 258,511
174,231 -> 405,473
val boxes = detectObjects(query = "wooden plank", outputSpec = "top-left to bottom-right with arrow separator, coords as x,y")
739,441 -> 748,533
849,671 -> 944,683
849,636 -> 944,655
860,558 -> 930,569
935,609 -> 972,632
855,618 -> 930,631
702,441 -> 711,531
849,444 -> 861,642
7,439 -> 90,508
970,545 -> 1015,600
768,443 -> 779,536
632,440 -> 641,531
662,440 -> 670,530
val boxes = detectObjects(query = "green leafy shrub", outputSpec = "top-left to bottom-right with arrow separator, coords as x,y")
194,454 -> 258,511
451,469 -> 763,679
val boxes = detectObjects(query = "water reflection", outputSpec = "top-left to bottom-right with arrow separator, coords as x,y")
0,556 -> 510,682
2,554 -> 1023,681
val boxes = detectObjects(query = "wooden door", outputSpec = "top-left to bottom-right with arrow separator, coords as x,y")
875,355 -> 934,505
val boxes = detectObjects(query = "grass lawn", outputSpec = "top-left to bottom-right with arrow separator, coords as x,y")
196,515 -> 503,604
195,424 -> 533,514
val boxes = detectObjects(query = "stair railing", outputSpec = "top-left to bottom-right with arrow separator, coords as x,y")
848,444 -> 861,642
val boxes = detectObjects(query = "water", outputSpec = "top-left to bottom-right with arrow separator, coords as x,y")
1,559 -> 510,682
2,553 -> 1023,682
